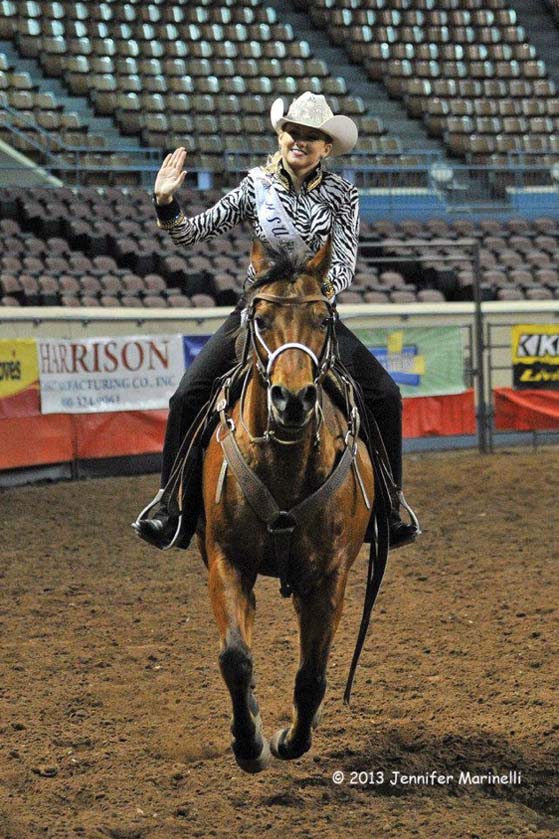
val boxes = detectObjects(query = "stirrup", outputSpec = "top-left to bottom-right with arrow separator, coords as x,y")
397,489 -> 422,536
131,489 -> 184,551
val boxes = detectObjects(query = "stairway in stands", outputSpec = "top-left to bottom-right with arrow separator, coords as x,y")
0,38 -> 150,163
266,0 -> 449,156
512,0 -> 559,85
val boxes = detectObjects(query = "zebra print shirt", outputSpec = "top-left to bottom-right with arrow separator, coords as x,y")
154,161 -> 360,297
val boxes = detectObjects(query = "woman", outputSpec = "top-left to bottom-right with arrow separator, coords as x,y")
135,92 -> 419,551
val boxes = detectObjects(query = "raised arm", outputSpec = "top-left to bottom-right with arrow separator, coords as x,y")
154,148 -> 188,205
153,148 -> 249,247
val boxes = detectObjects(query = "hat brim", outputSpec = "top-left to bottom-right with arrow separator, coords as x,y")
270,98 -> 358,157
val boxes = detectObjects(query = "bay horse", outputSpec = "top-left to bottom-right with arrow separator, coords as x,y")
198,239 -> 387,773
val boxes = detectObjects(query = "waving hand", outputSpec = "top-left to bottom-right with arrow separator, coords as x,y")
154,147 -> 188,205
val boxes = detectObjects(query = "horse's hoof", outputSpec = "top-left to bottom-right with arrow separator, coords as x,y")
270,728 -> 311,761
234,737 -> 272,774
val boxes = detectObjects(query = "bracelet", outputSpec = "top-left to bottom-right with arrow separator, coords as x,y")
156,210 -> 186,230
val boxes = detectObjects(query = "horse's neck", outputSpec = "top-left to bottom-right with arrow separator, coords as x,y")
234,375 -> 342,504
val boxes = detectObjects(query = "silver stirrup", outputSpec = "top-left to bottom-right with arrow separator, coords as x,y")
131,488 -> 184,551
398,490 -> 422,535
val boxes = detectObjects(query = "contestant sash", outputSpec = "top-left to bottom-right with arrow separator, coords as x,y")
251,168 -> 312,263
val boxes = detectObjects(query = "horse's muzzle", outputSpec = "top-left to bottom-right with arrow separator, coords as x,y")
270,384 -> 317,428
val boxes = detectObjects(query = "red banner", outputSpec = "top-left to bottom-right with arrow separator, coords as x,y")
0,393 -> 477,472
494,388 -> 559,431
403,390 -> 476,438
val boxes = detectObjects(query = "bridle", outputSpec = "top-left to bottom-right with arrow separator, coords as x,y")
238,291 -> 338,445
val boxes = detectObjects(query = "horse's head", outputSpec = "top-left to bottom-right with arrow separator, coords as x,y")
245,239 -> 336,434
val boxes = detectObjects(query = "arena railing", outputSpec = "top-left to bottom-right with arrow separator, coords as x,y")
0,100 -> 63,164
3,295 -> 559,460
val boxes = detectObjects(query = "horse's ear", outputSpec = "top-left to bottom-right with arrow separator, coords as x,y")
305,238 -> 331,279
250,239 -> 270,276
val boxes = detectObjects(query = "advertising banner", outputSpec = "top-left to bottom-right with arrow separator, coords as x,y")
355,327 -> 466,397
38,334 -> 185,414
512,324 -> 559,390
0,338 -> 40,418
183,335 -> 210,367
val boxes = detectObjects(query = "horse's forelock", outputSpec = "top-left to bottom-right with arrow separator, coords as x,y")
248,252 -> 322,299
230,253 -> 321,359
248,252 -> 298,296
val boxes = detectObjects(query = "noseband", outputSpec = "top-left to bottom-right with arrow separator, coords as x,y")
242,292 -> 337,444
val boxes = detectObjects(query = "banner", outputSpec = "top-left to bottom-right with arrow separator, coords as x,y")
183,335 -> 210,367
512,324 -> 559,390
355,327 -> 466,397
0,338 -> 40,418
38,334 -> 185,414
494,388 -> 559,431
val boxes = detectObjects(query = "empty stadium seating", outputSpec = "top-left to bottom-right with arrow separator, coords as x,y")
0,0 -> 407,171
303,0 -> 559,166
1,0 -> 558,180
0,48 -> 124,165
1,187 -> 559,308
1,3 -> 559,309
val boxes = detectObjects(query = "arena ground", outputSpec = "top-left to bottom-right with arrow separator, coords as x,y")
0,448 -> 557,839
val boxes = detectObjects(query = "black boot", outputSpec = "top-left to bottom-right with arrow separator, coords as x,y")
133,484 -> 201,551
388,485 -> 421,549
134,507 -> 183,550
389,511 -> 419,549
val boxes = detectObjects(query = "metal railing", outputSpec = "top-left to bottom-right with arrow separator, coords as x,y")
2,141 -> 559,212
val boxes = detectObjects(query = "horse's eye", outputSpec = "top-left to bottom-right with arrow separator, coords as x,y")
319,316 -> 331,331
255,316 -> 268,331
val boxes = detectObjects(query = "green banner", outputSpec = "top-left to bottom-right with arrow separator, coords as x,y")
355,326 -> 466,398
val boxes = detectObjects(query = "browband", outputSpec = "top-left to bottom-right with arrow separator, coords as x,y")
251,293 -> 332,306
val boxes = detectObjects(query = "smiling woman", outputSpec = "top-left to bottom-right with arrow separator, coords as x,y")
276,123 -> 333,183
134,91 -> 419,553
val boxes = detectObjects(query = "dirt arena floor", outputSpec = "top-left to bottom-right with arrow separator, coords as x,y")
0,448 -> 557,839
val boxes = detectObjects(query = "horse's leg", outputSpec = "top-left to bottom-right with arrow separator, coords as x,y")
208,554 -> 271,773
270,571 -> 347,761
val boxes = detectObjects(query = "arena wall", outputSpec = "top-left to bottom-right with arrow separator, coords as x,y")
0,300 -> 557,482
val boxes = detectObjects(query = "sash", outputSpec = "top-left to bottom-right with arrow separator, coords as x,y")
251,167 -> 313,264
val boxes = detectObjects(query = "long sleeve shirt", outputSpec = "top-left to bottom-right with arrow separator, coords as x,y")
154,160 -> 360,297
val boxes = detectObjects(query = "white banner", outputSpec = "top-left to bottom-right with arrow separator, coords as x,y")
38,334 -> 185,414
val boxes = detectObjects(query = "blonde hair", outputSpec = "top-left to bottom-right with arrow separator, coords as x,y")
264,149 -> 282,172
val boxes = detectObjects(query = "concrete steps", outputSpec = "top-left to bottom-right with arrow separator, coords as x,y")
511,0 -> 559,80
0,38 -> 144,154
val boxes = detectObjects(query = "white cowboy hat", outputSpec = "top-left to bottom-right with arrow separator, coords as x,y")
270,92 -> 358,157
